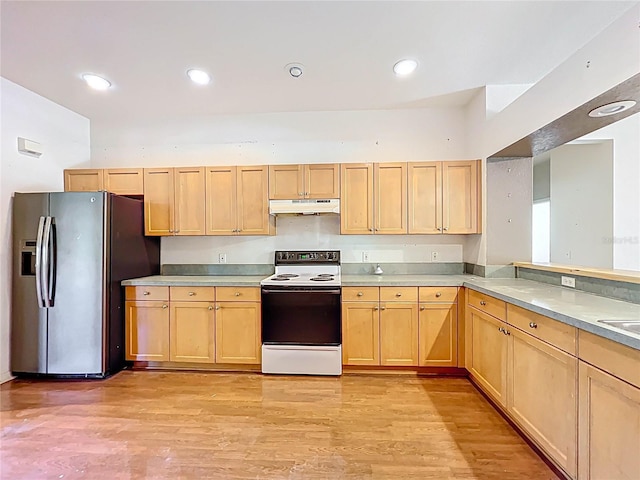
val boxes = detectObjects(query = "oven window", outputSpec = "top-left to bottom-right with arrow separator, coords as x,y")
261,289 -> 341,345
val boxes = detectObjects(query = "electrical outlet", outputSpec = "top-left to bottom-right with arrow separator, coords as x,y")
431,251 -> 438,262
362,251 -> 370,263
218,253 -> 227,264
561,276 -> 575,288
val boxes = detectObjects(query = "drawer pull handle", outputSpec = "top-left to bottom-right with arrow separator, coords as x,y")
420,306 -> 426,311
235,292 -> 241,297
143,291 -> 151,296
480,300 -> 486,306
435,292 -> 441,298
395,293 -> 402,297
357,292 -> 363,297
529,322 -> 538,329
162,304 -> 168,309
188,292 -> 196,296
208,306 -> 213,310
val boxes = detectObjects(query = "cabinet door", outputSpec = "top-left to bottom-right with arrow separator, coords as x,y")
374,163 -> 407,234
215,302 -> 261,364
174,166 -> 206,235
418,303 -> 457,366
468,307 -> 507,406
143,168 -> 174,236
236,165 -> 273,235
508,328 -> 578,478
269,164 -> 303,199
380,303 -> 418,366
442,160 -> 478,234
170,301 -> 215,363
305,164 -> 340,199
125,300 -> 169,361
104,168 -> 144,195
64,169 -> 104,192
205,166 -> 237,235
578,361 -> 640,480
341,302 -> 380,365
341,163 -> 373,234
408,162 -> 442,234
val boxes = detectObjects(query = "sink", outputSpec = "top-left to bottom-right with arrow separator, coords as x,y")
597,319 -> 640,335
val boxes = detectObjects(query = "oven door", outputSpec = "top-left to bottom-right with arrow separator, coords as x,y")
261,287 -> 341,346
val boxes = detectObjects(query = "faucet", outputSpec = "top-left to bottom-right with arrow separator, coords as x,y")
374,264 -> 384,275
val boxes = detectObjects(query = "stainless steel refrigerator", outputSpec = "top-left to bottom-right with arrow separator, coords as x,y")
12,192 -> 160,378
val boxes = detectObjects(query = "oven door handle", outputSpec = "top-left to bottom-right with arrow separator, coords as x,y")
262,288 -> 341,295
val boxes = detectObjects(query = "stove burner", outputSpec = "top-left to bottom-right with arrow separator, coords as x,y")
275,274 -> 299,278
316,274 -> 334,278
271,277 -> 290,281
310,277 -> 333,281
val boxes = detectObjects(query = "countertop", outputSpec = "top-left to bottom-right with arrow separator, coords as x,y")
121,274 -> 640,351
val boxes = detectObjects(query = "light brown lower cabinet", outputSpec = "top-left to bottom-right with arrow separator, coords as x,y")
418,302 -> 457,367
507,327 -> 577,478
578,360 -> 640,480
379,303 -> 418,366
215,302 -> 261,364
341,301 -> 380,366
169,301 -> 215,363
125,300 -> 170,361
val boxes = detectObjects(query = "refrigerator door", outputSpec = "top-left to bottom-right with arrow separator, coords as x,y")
11,193 -> 49,374
47,192 -> 107,374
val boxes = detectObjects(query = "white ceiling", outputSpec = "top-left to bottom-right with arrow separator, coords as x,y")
1,1 -> 636,126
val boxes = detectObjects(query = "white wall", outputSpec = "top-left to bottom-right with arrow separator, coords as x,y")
0,78 -> 90,383
550,142 -> 613,268
578,113 -> 640,271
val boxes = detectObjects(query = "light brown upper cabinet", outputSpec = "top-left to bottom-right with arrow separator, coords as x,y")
64,169 -> 104,192
65,168 -> 144,195
341,162 -> 407,234
143,167 -> 206,236
103,168 -> 144,195
409,160 -> 481,234
206,165 -> 275,236
269,164 -> 340,200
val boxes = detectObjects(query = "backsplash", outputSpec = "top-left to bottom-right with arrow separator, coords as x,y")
161,215 -> 465,265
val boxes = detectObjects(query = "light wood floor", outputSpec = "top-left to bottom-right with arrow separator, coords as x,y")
1,372 -> 558,479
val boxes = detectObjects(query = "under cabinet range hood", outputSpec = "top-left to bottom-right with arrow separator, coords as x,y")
269,199 -> 340,215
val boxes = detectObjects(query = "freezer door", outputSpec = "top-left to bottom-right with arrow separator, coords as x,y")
47,192 -> 107,374
11,193 -> 49,374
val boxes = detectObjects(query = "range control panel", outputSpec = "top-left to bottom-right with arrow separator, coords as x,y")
275,250 -> 340,265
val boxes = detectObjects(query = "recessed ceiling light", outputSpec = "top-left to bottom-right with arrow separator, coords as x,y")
393,59 -> 418,76
82,73 -> 111,90
187,69 -> 211,85
285,63 -> 304,78
588,100 -> 636,117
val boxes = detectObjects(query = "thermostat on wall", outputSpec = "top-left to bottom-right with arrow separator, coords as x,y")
17,137 -> 43,157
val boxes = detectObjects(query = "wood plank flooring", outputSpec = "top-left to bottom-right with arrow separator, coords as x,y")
1,372 -> 559,479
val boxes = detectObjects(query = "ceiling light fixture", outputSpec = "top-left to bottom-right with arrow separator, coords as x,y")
82,73 -> 111,90
285,63 -> 304,78
588,100 -> 636,117
187,69 -> 211,85
393,59 -> 418,76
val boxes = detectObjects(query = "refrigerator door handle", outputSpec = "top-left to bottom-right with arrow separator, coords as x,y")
35,216 -> 46,308
47,217 -> 56,306
41,216 -> 53,308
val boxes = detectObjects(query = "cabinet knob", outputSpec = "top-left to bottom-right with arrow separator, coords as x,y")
208,306 -> 213,310
305,192 -> 309,196
380,306 -> 386,311
162,304 -> 168,309
498,327 -> 504,333
529,322 -> 538,329
420,306 -> 426,311
443,227 -> 448,232
357,292 -> 363,297
435,292 -> 441,298
215,306 -> 221,310
369,228 -> 373,232
169,229 -> 174,233
395,293 -> 402,297
188,292 -> 196,296
437,227 -> 443,232
143,291 -> 150,296
480,300 -> 486,306
235,292 -> 241,297
373,306 -> 379,311
298,192 -> 303,196
505,329 -> 511,336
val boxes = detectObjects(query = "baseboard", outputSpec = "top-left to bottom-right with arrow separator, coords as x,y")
1,371 -> 15,384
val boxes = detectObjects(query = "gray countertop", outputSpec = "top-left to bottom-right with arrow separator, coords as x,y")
121,273 -> 640,351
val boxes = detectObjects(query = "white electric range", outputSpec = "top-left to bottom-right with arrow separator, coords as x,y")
260,250 -> 342,376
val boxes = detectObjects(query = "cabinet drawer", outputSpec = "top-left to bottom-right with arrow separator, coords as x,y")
342,287 -> 379,302
170,286 -> 215,302
380,287 -> 418,303
507,304 -> 577,355
216,287 -> 260,302
125,286 -> 169,301
467,289 -> 506,321
419,287 -> 458,303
